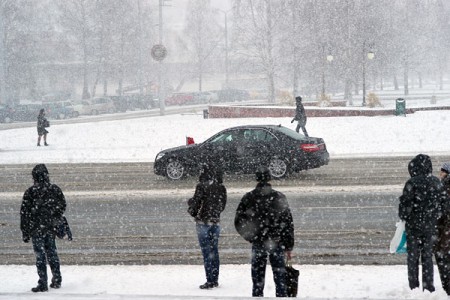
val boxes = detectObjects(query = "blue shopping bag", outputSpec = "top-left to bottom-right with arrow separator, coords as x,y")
390,221 -> 407,254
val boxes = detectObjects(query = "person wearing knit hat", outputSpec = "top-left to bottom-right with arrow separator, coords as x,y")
440,162 -> 450,179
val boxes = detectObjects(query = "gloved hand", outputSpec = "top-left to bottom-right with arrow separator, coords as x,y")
22,234 -> 30,243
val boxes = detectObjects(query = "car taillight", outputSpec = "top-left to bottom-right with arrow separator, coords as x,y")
300,143 -> 321,152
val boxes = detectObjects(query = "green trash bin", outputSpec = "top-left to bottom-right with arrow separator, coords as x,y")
395,98 -> 406,116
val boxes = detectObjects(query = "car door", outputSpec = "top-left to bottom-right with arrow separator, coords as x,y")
236,128 -> 277,172
199,129 -> 242,173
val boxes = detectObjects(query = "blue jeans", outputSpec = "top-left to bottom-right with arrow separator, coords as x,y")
32,234 -> 61,286
196,223 -> 221,283
251,243 -> 287,297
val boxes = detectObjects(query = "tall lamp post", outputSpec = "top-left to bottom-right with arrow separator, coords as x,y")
321,46 -> 334,96
218,8 -> 234,89
362,42 -> 375,106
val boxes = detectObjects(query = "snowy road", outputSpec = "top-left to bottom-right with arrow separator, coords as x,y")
2,156 -> 450,265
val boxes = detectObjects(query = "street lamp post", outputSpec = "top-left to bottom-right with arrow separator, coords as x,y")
321,46 -> 333,96
362,42 -> 375,106
218,8 -> 234,89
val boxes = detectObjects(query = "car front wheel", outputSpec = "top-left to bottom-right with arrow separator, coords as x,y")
166,159 -> 185,180
268,157 -> 288,179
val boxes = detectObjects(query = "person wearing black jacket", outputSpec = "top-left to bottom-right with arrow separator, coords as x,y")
235,166 -> 294,297
20,164 -> 66,292
435,162 -> 450,295
188,165 -> 227,289
291,96 -> 308,136
399,154 -> 446,292
37,108 -> 49,146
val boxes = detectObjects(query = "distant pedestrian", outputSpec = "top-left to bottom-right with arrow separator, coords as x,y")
435,162 -> 450,295
187,165 -> 227,289
37,108 -> 49,146
235,166 -> 294,297
398,154 -> 447,292
20,164 -> 67,292
291,96 -> 308,136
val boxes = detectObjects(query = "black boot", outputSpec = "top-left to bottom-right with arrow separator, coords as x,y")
37,143 -> 40,146
31,284 -> 48,292
44,142 -> 49,146
199,282 -> 218,289
50,278 -> 61,289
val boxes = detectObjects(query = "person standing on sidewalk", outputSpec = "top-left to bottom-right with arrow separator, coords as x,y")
435,162 -> 450,295
235,166 -> 294,297
37,108 -> 49,146
291,96 -> 308,136
187,165 -> 227,289
20,164 -> 66,292
398,154 -> 446,293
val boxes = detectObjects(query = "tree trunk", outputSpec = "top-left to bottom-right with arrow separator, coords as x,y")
393,75 -> 399,90
403,59 -> 409,96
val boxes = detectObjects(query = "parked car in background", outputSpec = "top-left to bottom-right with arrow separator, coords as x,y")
126,94 -> 155,110
0,104 -> 14,123
217,89 -> 250,102
87,97 -> 116,115
43,101 -> 76,119
13,103 -> 42,122
109,96 -> 128,112
165,93 -> 194,106
72,100 -> 92,116
154,124 -> 329,180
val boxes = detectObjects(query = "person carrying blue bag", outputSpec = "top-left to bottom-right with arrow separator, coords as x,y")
398,154 -> 447,293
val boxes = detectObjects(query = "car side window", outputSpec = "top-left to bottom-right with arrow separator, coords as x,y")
252,129 -> 276,142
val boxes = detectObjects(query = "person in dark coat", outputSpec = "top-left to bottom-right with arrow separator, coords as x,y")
187,165 -> 227,289
291,96 -> 308,136
37,108 -> 49,146
398,154 -> 447,292
20,164 -> 66,292
235,166 -> 294,297
435,162 -> 450,295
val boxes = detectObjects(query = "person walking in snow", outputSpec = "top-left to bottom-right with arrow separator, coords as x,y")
235,166 -> 294,297
398,154 -> 447,293
37,108 -> 49,146
187,164 -> 227,289
20,164 -> 66,292
291,96 -> 308,136
435,162 -> 450,295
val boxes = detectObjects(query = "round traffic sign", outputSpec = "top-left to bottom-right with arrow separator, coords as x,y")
151,44 -> 167,61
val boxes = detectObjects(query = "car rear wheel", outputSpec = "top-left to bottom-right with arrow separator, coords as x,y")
166,159 -> 185,180
268,157 -> 288,179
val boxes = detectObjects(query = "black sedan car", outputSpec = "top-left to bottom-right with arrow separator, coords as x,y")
154,124 -> 329,180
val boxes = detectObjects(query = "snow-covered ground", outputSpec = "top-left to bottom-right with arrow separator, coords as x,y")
1,106 -> 449,299
0,107 -> 449,164
0,264 -> 448,299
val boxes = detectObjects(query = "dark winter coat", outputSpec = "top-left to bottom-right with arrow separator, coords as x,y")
235,182 -> 294,251
20,164 -> 66,239
293,102 -> 307,126
188,178 -> 227,224
37,113 -> 49,136
436,175 -> 450,254
399,154 -> 447,235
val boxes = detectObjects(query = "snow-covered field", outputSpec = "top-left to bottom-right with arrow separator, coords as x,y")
1,107 -> 449,299
0,108 -> 449,165
0,264 -> 448,299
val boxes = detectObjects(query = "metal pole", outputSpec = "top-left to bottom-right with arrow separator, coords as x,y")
0,3 -> 6,104
224,12 -> 229,89
362,42 -> 366,106
158,0 -> 165,115
137,0 -> 143,96
321,46 -> 325,96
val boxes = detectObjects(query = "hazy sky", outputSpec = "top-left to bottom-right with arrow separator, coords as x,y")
165,0 -> 233,30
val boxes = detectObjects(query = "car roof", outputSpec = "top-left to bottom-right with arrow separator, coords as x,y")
224,124 -> 284,131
